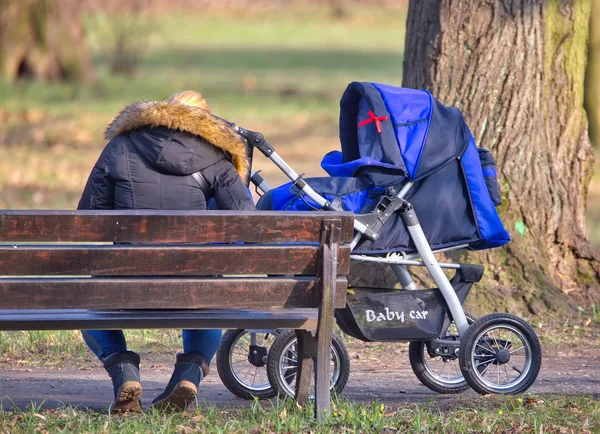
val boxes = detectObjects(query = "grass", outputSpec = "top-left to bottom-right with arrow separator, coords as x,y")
0,4 -> 406,209
0,395 -> 597,433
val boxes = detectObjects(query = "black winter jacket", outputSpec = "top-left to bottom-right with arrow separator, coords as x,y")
78,100 -> 254,211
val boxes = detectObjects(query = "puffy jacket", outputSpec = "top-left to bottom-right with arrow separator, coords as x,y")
78,99 -> 254,211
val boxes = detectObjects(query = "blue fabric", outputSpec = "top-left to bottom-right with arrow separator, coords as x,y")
265,176 -> 376,213
371,83 -> 432,180
482,168 -> 497,178
460,135 -> 510,249
321,151 -> 405,178
82,329 -> 223,363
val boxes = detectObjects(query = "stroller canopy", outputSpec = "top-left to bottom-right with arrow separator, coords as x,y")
325,82 -> 467,181
259,81 -> 511,253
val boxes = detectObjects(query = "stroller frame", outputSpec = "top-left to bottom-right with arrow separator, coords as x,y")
237,126 -> 471,335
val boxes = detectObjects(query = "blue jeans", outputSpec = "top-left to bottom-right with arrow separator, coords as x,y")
82,329 -> 223,364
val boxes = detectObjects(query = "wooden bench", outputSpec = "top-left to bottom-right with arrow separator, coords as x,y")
0,210 -> 353,420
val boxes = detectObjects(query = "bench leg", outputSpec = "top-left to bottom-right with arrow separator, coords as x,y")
313,219 -> 341,421
294,329 -> 316,405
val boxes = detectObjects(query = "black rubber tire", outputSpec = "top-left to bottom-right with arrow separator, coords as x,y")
216,329 -> 277,400
458,313 -> 542,395
266,330 -> 350,399
409,311 -> 477,394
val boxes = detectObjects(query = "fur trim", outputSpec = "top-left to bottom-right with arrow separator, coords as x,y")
105,101 -> 250,180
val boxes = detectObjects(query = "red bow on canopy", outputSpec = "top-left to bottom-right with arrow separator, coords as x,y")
358,110 -> 388,133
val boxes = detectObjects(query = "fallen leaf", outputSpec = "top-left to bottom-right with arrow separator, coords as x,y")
279,407 -> 287,421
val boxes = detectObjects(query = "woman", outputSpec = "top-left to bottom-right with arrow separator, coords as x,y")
78,91 -> 254,412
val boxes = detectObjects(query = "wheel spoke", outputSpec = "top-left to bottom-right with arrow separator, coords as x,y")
479,359 -> 494,377
476,343 -> 495,354
490,330 -> 501,350
475,358 -> 495,368
504,332 -> 513,350
509,344 -> 525,354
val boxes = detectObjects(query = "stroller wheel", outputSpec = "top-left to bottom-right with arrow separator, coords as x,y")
266,330 -> 350,399
216,329 -> 279,400
409,311 -> 476,394
459,313 -> 542,395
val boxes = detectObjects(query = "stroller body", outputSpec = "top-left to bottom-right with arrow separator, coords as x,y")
258,81 -> 509,254
216,82 -> 541,400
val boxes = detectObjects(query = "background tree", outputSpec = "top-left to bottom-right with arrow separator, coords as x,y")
398,0 -> 599,314
0,0 -> 91,82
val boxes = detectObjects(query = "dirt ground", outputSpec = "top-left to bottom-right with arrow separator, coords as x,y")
1,344 -> 598,412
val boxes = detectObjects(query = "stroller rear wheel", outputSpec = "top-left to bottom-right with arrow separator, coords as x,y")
458,313 -> 542,395
216,329 -> 279,400
408,311 -> 476,394
266,330 -> 350,399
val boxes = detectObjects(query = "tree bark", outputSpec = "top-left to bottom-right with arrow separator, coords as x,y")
0,0 -> 91,82
585,0 -> 600,148
402,0 -> 600,314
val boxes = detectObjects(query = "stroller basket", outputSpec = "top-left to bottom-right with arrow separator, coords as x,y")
336,264 -> 484,342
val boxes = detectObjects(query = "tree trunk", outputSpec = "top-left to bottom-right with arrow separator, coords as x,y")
586,0 -> 600,148
400,0 -> 600,315
0,0 -> 91,82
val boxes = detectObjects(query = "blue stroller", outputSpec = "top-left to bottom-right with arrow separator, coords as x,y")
215,82 -> 541,400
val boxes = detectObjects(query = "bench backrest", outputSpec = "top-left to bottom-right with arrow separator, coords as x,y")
0,210 -> 353,310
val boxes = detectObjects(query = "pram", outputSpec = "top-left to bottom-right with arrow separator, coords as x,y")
215,82 -> 542,400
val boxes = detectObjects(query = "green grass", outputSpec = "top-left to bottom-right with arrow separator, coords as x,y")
0,330 -> 181,368
0,4 -> 406,210
0,395 -> 597,433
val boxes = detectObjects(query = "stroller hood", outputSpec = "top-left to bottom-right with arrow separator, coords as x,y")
336,81 -> 467,181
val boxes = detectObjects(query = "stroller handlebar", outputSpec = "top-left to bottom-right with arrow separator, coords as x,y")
235,124 -> 377,240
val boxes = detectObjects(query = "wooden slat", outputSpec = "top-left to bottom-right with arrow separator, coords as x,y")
0,245 -> 351,276
0,277 -> 348,310
0,309 -> 320,331
0,211 -> 354,243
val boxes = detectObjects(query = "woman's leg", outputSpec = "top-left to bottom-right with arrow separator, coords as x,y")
81,330 -> 128,360
81,330 -> 141,412
151,329 -> 222,411
182,329 -> 223,362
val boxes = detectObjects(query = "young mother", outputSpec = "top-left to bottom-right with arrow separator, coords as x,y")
78,91 -> 254,412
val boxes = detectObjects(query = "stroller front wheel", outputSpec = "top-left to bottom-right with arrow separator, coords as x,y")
458,313 -> 542,395
408,311 -> 476,394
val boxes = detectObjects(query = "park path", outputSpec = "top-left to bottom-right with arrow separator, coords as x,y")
1,346 -> 598,411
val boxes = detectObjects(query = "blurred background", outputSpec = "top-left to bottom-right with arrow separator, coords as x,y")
2,0 -> 600,247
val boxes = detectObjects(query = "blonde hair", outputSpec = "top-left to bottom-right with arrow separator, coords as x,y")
167,90 -> 210,112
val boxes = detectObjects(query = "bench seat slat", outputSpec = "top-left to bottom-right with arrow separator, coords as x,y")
0,308 -> 320,331
0,277 -> 348,310
0,245 -> 351,276
0,211 -> 354,243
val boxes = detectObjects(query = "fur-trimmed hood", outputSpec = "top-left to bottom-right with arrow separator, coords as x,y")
105,100 -> 250,180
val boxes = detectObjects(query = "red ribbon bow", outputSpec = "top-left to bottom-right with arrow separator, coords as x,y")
358,110 -> 388,133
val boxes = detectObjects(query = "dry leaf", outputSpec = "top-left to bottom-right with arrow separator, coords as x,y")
279,407 -> 287,421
